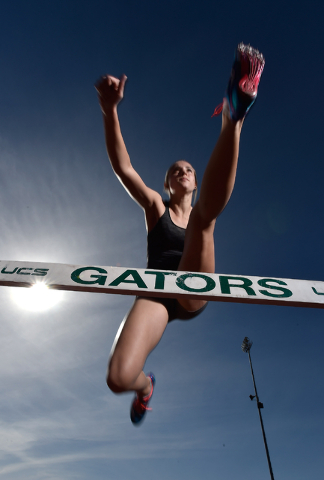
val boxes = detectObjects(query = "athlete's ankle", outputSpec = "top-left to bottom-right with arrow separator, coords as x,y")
138,376 -> 152,399
222,99 -> 244,128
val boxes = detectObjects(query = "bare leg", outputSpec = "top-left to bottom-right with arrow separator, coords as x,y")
178,111 -> 243,311
107,298 -> 168,397
198,111 -> 243,223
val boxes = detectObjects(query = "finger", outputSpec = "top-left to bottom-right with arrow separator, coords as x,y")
94,75 -> 107,94
117,74 -> 127,96
95,75 -> 119,94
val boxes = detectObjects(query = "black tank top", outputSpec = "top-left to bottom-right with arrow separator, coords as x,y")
147,206 -> 186,271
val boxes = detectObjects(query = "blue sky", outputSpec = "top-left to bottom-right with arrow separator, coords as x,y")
0,0 -> 323,478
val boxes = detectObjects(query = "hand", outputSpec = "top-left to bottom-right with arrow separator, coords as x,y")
95,74 -> 127,114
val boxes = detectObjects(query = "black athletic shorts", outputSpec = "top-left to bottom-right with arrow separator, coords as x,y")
137,296 -> 208,322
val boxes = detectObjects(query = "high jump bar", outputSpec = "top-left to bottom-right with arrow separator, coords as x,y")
0,260 -> 323,309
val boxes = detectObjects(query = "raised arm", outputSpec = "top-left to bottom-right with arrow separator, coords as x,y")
95,75 -> 162,215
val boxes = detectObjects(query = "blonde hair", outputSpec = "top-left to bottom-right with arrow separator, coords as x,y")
164,161 -> 198,203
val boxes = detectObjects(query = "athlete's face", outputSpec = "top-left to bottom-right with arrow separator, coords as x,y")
165,161 -> 197,196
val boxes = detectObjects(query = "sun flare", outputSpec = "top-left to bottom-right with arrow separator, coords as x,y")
11,283 -> 64,312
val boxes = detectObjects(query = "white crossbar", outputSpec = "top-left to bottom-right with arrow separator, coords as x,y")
0,260 -> 323,309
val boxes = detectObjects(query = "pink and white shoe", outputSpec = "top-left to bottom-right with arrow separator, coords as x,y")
212,43 -> 265,121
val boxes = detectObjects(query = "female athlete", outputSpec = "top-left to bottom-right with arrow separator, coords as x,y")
95,43 -> 265,425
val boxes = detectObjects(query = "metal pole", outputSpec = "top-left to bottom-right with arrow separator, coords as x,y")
246,346 -> 275,480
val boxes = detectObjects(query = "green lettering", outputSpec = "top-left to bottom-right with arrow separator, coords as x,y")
1,267 -> 18,274
312,287 -> 324,296
71,266 -> 107,285
258,279 -> 292,298
17,268 -> 33,275
219,276 -> 256,296
176,273 -> 215,293
32,268 -> 49,277
145,271 -> 176,289
109,269 -> 147,289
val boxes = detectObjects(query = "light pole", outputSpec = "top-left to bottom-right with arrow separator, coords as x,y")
241,337 -> 275,480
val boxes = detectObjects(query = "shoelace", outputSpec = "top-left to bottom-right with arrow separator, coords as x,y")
211,102 -> 223,118
134,397 -> 152,412
134,379 -> 154,412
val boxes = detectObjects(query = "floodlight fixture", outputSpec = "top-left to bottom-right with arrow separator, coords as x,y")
241,336 -> 253,353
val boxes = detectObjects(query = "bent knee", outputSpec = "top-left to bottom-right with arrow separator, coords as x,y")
106,373 -> 122,394
177,298 -> 207,313
106,360 -> 136,393
106,366 -> 125,393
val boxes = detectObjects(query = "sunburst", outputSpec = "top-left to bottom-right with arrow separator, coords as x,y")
11,283 -> 64,312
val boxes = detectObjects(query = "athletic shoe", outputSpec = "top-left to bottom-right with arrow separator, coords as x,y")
130,373 -> 155,425
212,43 -> 265,121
